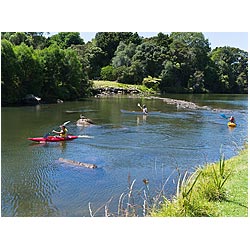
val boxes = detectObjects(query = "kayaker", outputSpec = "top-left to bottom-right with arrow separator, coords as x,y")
138,103 -> 148,114
77,114 -> 94,126
52,125 -> 68,138
142,105 -> 148,114
229,116 -> 235,123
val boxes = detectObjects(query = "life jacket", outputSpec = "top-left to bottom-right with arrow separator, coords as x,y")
230,117 -> 235,123
60,128 -> 68,138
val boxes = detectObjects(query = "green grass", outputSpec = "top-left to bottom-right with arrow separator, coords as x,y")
152,146 -> 248,217
92,80 -> 155,93
215,148 -> 248,216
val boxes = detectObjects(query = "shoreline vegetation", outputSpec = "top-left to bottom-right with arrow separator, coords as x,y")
2,32 -> 248,106
151,144 -> 248,217
92,80 -> 156,97
92,145 -> 248,217
92,80 -> 241,113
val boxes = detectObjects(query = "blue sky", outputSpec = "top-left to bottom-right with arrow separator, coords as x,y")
78,32 -> 248,51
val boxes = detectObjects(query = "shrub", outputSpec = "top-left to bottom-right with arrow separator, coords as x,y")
100,65 -> 116,81
142,76 -> 161,91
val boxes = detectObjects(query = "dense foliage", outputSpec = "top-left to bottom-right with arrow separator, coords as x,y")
1,32 -> 248,105
1,32 -> 91,105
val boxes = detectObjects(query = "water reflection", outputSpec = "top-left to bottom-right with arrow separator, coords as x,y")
136,115 -> 147,125
29,141 -> 67,152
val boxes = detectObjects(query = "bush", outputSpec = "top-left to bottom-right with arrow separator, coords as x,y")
100,65 -> 117,81
142,76 -> 161,91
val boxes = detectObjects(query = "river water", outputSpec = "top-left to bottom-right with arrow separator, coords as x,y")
1,94 -> 248,216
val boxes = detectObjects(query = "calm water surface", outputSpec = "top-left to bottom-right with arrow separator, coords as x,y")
1,94 -> 248,216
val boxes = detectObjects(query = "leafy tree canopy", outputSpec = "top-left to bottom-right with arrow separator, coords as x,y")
1,32 -> 248,105
48,32 -> 84,49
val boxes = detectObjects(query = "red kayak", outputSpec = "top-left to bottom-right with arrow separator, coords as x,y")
28,135 -> 78,142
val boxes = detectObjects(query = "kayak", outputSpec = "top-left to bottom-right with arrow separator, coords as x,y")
120,109 -> 148,115
120,109 -> 161,115
28,135 -> 78,142
228,122 -> 236,127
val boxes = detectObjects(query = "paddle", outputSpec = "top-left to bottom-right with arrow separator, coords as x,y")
62,120 -> 71,126
137,103 -> 142,110
220,113 -> 229,119
220,114 -> 237,126
44,121 -> 71,138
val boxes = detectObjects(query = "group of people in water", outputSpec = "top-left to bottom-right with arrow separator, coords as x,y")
51,103 -> 147,139
51,103 -> 235,139
139,104 -> 236,124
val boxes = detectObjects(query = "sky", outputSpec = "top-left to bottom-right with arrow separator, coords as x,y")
78,32 -> 248,51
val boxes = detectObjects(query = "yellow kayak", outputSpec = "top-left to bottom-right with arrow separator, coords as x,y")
228,122 -> 236,127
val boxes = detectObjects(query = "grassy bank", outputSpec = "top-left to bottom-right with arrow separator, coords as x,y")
152,145 -> 248,217
215,147 -> 248,216
92,80 -> 155,94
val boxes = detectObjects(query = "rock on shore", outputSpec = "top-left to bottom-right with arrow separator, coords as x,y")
93,87 -> 141,97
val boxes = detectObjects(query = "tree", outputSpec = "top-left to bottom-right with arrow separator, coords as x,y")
1,39 -> 20,105
210,46 -> 248,93
14,43 -> 43,97
26,32 -> 47,49
146,32 -> 172,48
95,32 -> 142,65
39,45 -> 65,100
203,60 -> 220,93
170,32 -> 210,70
142,76 -> 161,91
112,41 -> 137,67
132,41 -> 168,77
59,48 -> 86,99
8,32 -> 31,46
159,32 -> 211,93
76,43 -> 107,79
100,65 -> 116,81
160,61 -> 182,92
48,32 -> 84,49
188,70 -> 206,93
39,44 -> 90,101
116,61 -> 144,84
2,32 -> 47,49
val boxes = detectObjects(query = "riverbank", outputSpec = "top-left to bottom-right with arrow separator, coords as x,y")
151,145 -> 248,217
91,81 -> 234,113
92,80 -> 156,97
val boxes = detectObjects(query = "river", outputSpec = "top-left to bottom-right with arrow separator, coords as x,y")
1,94 -> 248,216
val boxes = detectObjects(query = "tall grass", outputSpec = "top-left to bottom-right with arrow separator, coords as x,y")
88,147 -> 246,217
152,169 -> 217,217
153,151 -> 238,217
210,153 -> 232,200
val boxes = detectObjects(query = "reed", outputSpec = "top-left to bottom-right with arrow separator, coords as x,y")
152,169 -> 216,217
87,146 -> 247,217
153,147 -> 247,217
210,153 -> 232,200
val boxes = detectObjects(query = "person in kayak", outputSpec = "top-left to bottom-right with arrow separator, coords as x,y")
138,103 -> 148,114
142,105 -> 148,114
229,116 -> 236,124
52,125 -> 68,138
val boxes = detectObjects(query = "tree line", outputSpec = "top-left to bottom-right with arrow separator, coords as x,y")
1,32 -> 248,106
